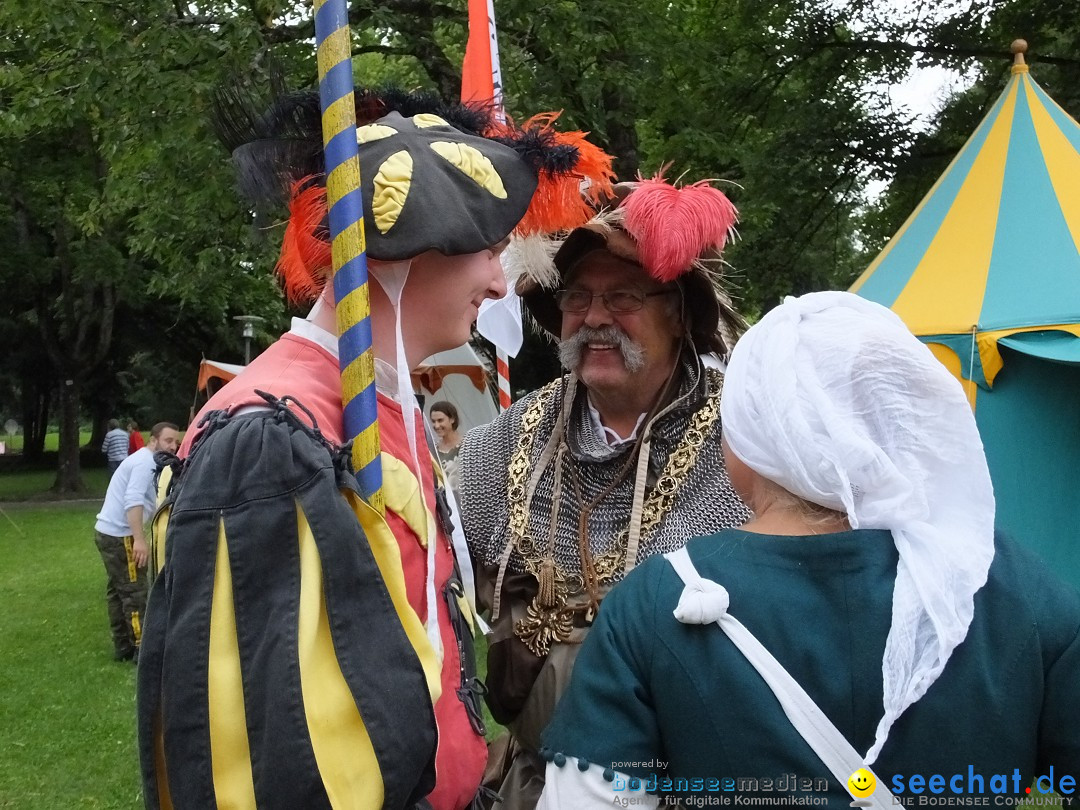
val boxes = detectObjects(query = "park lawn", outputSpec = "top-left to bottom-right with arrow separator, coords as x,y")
0,505 -> 142,809
1,431 -> 94,454
0,467 -> 110,502
0,498 -> 505,808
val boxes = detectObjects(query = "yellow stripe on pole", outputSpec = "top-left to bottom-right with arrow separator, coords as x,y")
316,26 -> 352,78
327,159 -> 364,210
341,353 -> 377,406
331,226 -> 366,274
352,422 -> 381,461
337,284 -> 372,339
323,95 -> 356,140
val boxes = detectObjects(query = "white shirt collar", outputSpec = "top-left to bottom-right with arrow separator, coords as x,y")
586,395 -> 646,446
290,317 -> 339,359
290,317 -> 400,398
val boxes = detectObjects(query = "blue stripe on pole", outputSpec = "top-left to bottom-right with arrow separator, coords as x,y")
332,250 -> 368,301
337,318 -> 375,370
354,457 -> 384,501
314,0 -> 383,508
317,55 -> 352,118
343,391 -> 379,440
314,0 -> 346,41
319,60 -> 355,110
326,188 -> 366,236
324,127 -> 360,174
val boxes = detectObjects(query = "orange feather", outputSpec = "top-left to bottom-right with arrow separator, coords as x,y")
278,179 -> 331,303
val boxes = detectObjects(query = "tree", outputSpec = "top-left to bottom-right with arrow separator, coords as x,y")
0,0 -> 284,489
860,0 -> 1080,258
5,0 -> 1041,481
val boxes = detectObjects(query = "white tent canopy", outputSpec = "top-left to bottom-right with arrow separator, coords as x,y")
416,344 -> 498,433
195,345 -> 498,434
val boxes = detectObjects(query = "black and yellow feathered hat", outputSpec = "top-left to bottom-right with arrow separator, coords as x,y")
216,87 -> 615,301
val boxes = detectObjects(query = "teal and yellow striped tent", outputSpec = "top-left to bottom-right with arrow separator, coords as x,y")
852,42 -> 1080,588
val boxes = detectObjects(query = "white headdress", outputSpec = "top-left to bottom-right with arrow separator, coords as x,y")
720,291 -> 995,763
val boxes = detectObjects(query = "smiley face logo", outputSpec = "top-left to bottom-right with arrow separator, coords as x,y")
848,768 -> 876,798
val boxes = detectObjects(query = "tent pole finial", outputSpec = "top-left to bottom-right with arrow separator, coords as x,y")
1011,39 -> 1029,74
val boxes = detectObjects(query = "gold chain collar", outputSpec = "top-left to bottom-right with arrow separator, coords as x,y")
508,372 -> 722,656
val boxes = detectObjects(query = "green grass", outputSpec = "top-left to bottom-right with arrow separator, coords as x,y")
0,432 -> 94,454
0,505 -> 142,809
473,632 -> 504,742
0,497 -> 505,808
0,468 -> 110,502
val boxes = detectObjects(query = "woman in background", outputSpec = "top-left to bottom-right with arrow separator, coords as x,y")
430,400 -> 463,492
127,420 -> 145,454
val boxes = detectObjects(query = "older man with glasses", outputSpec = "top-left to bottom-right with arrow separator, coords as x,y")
458,178 -> 752,809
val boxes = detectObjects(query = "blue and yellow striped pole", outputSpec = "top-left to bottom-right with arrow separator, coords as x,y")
313,0 -> 383,511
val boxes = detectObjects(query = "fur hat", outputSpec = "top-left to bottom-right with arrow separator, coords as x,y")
516,176 -> 747,357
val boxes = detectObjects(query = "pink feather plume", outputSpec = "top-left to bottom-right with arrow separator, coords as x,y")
620,175 -> 738,282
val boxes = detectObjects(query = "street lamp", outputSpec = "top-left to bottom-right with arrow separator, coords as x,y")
233,315 -> 266,365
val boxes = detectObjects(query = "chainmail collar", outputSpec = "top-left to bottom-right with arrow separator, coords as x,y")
562,348 -> 709,468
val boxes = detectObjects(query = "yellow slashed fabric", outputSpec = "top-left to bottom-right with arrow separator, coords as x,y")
296,500 -> 384,810
355,123 -> 398,144
412,113 -> 450,128
429,142 -> 507,199
151,465 -> 173,577
387,457 -> 478,637
126,536 -> 138,581
344,488 -> 443,702
380,453 -> 431,548
371,151 -> 414,233
208,521 -> 257,809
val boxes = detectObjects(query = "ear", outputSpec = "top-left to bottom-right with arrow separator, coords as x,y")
667,287 -> 688,338
670,311 -> 686,338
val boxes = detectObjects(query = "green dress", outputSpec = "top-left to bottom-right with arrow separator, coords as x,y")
542,529 -> 1080,806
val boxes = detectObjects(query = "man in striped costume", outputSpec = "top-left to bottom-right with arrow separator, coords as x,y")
137,90 -> 613,810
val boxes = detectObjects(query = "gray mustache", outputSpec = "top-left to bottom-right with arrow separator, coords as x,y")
559,326 -> 645,373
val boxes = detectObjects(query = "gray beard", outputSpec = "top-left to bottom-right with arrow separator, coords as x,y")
558,325 -> 646,374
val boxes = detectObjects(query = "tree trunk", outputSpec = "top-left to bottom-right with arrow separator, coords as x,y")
89,409 -> 108,451
52,378 -> 86,494
20,375 -> 50,462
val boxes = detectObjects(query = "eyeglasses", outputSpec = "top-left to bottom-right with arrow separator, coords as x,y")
555,287 -> 674,314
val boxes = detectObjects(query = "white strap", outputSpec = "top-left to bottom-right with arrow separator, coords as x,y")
665,547 -> 892,810
623,431 -> 651,575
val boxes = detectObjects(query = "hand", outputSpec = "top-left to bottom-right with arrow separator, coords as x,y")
132,537 -> 149,568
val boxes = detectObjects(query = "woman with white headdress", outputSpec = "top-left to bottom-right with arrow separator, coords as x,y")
536,291 -> 1080,809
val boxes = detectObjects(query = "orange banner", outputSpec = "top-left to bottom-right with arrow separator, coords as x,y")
462,0 -> 496,103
